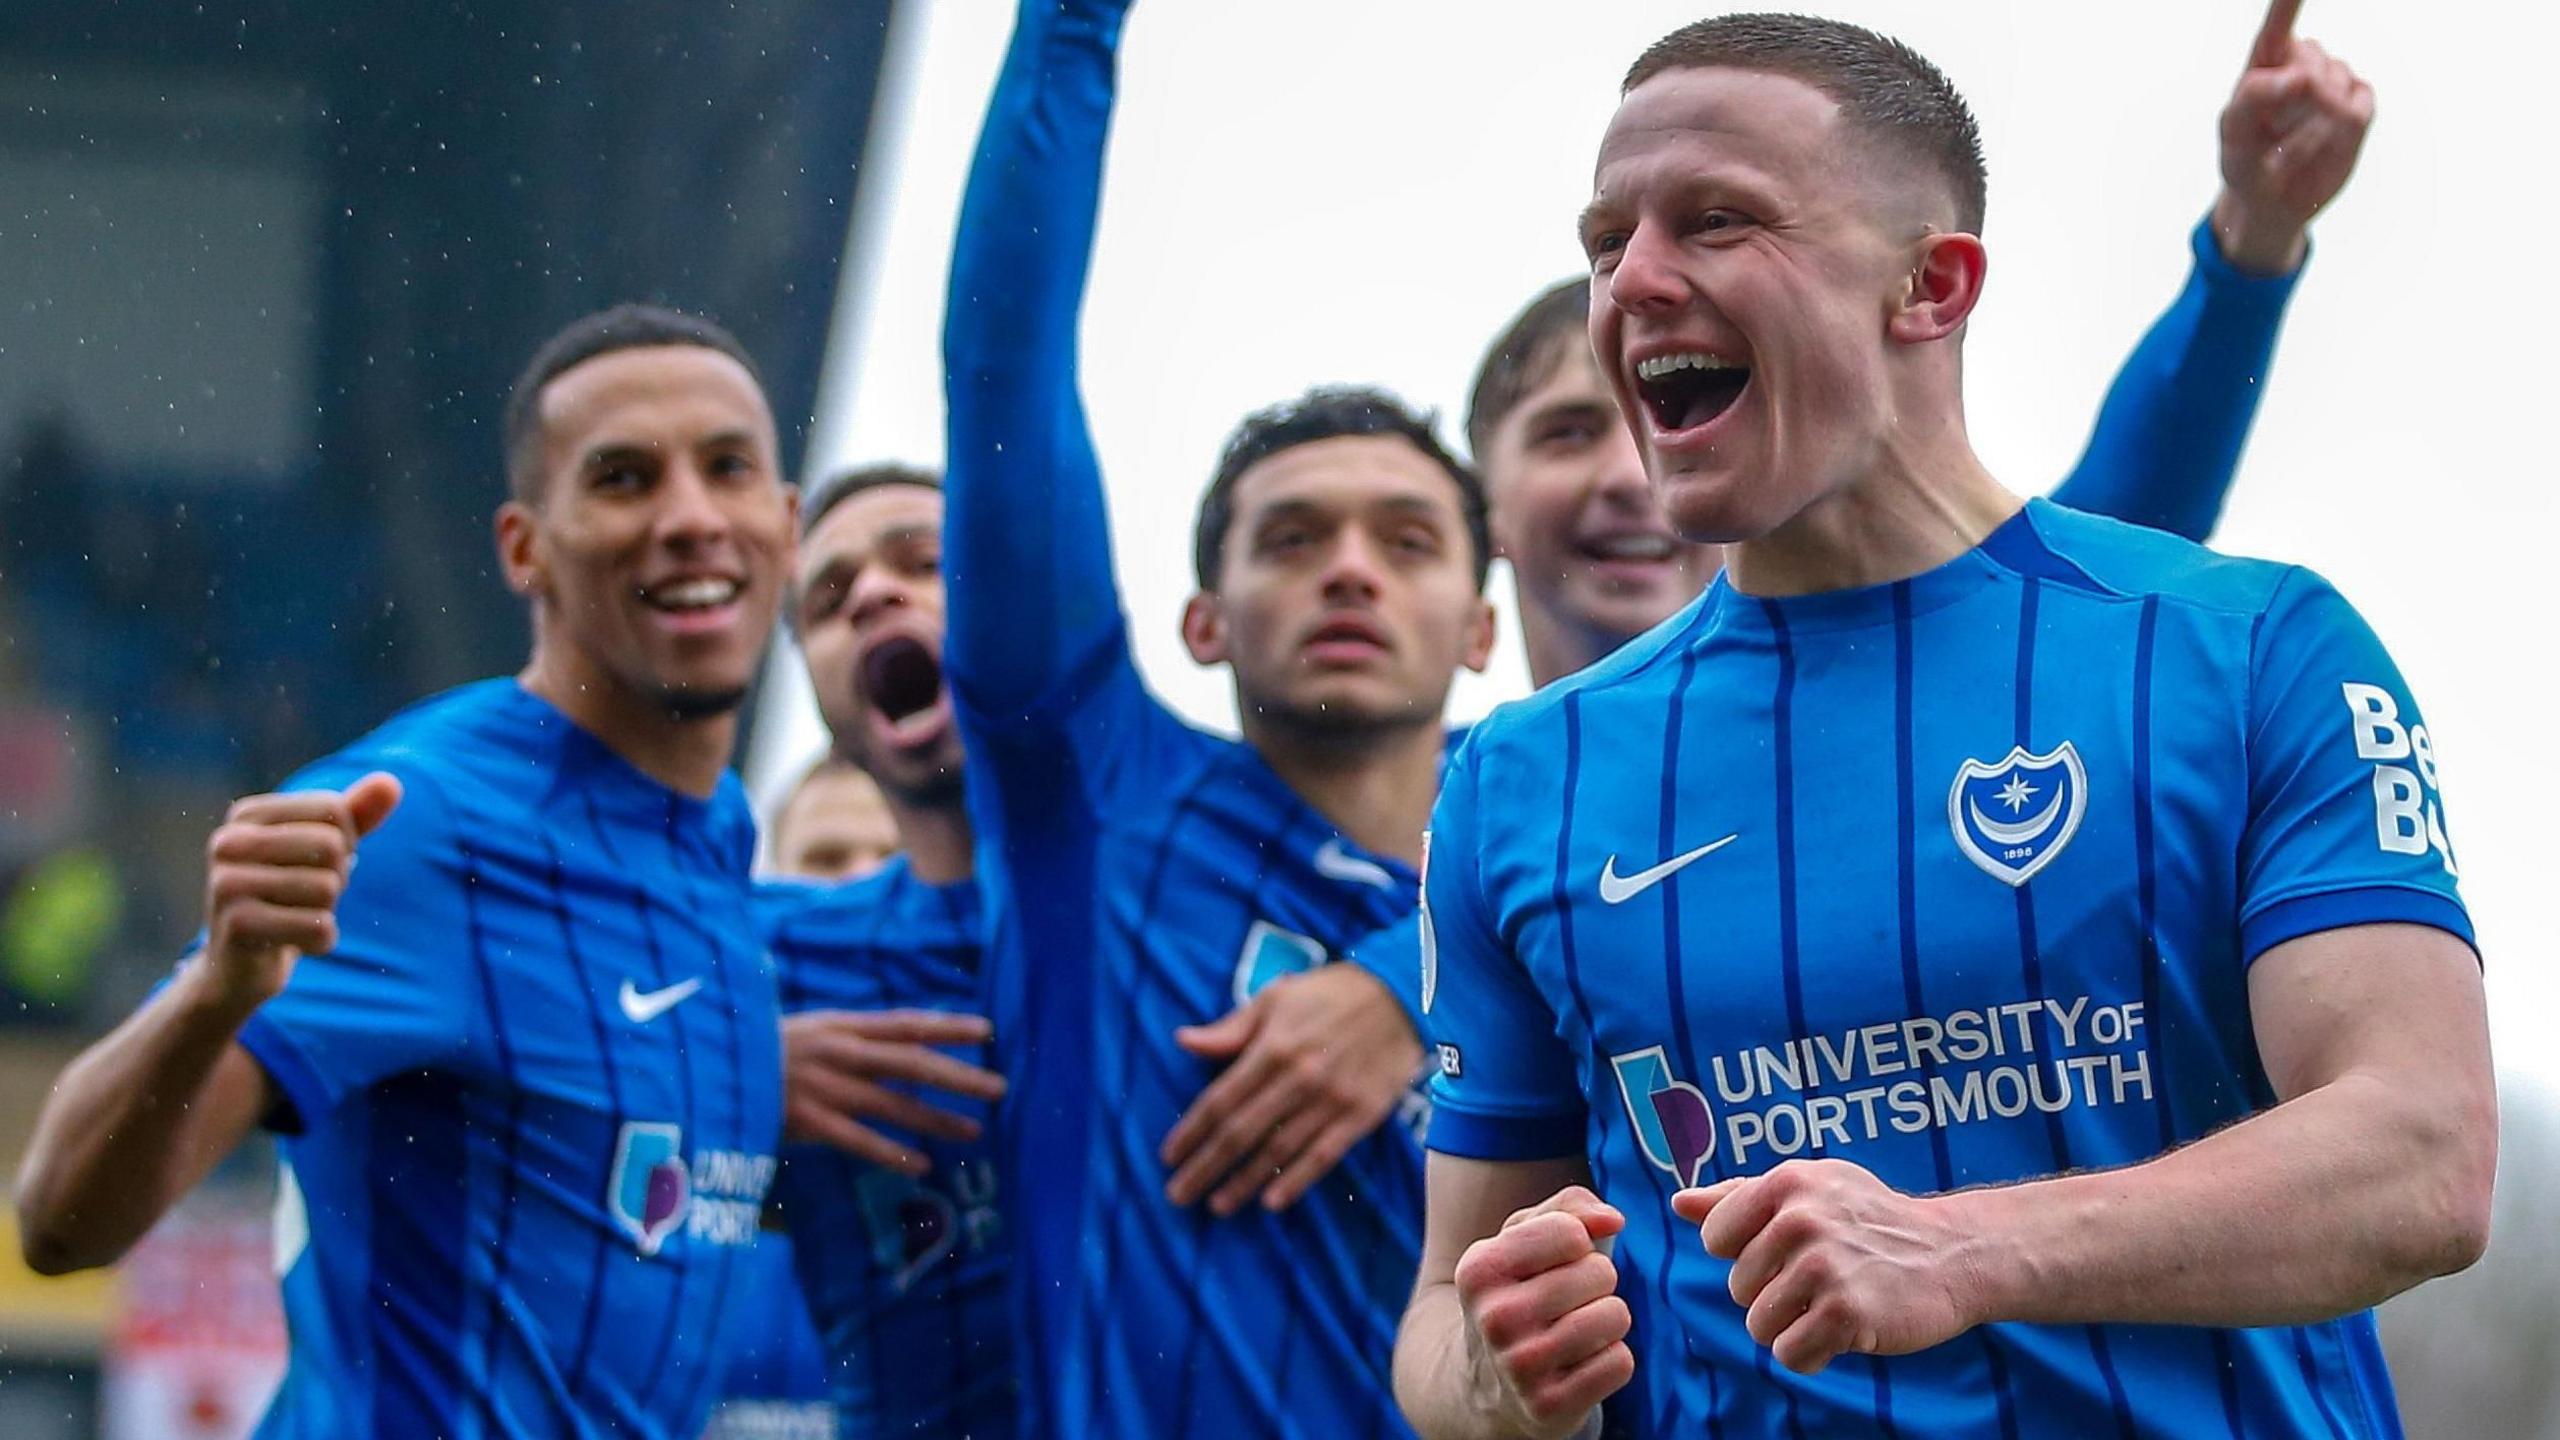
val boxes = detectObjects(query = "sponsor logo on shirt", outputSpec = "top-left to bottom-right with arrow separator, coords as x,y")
857,1159 -> 999,1294
1613,993 -> 2156,1176
2342,682 -> 2457,875
1947,742 -> 2087,886
1231,919 -> 1329,1007
606,1121 -> 774,1257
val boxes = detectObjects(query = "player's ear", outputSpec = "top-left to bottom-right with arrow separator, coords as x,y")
1462,596 -> 1498,674
1181,591 -> 1229,667
495,499 -> 545,601
1889,232 -> 1987,346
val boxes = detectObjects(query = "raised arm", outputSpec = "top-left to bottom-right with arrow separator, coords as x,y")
2050,0 -> 2369,541
941,0 -> 1139,721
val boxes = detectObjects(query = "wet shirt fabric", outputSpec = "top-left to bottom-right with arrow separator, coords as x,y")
229,678 -> 783,1440
759,863 -> 1012,1438
1424,502 -> 2470,1439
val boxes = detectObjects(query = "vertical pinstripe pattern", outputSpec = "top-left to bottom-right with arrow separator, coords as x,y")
1884,584 -> 1996,1434
544,836 -> 633,1410
2126,597 -> 2256,1439
1644,650 -> 1730,1440
580,793 -> 701,1417
1166,798 -> 1304,1439
1076,767 -> 1219,1435
1757,600 -> 1813,1440
2010,581 -> 2141,1440
666,802 -> 757,1429
455,839 -> 540,1439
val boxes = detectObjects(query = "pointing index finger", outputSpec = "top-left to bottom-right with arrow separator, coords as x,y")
2250,0 -> 2303,70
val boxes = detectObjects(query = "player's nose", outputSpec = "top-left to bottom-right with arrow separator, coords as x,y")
845,567 -> 913,629
1608,220 -> 1690,317
654,461 -> 734,548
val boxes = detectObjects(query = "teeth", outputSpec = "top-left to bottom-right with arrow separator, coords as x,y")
1589,534 -> 1677,561
1636,352 -> 1740,382
652,578 -> 739,610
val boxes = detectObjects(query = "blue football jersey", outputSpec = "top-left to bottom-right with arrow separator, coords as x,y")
1424,501 -> 2469,1439
943,3 -> 1431,1434
228,679 -> 784,1440
698,1232 -> 836,1440
759,864 -> 1012,1437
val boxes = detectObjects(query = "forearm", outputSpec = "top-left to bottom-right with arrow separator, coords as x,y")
2048,213 -> 2300,542
1951,1069 -> 2494,1329
942,0 -> 1134,713
15,964 -> 267,1273
1397,1282 -> 1597,1440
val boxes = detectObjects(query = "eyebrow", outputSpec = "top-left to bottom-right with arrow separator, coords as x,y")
874,521 -> 938,550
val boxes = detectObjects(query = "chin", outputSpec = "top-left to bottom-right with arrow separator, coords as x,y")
651,679 -> 752,721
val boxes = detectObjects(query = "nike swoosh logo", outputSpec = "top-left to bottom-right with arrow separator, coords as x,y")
1314,838 -> 1394,889
1598,835 -> 1739,905
619,978 -> 703,1024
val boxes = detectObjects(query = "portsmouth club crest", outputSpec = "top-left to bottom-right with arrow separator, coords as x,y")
1947,741 -> 2088,887
607,1121 -> 691,1257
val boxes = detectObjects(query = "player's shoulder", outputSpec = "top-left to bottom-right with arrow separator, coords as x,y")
1461,587 -> 1714,764
286,678 -> 563,816
757,856 -> 977,948
1998,498 -> 2315,619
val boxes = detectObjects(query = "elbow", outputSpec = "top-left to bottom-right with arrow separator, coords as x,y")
15,1201 -> 100,1278
2390,1088 -> 2499,1287
13,1165 -> 120,1278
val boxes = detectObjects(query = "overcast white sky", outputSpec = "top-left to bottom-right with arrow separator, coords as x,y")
762,0 -> 2558,1087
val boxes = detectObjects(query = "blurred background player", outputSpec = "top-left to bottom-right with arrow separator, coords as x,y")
1399,8 -> 2491,1439
944,1 -> 1490,1433
768,754 -> 902,883
759,463 -> 1014,1435
14,305 -> 796,1440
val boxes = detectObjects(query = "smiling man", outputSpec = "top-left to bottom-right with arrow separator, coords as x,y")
1463,0 -> 2364,691
1398,11 -> 2493,1440
15,304 -> 796,1440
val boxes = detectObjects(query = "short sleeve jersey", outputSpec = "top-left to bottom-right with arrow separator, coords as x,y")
1424,502 -> 2468,1440
226,679 -> 783,1440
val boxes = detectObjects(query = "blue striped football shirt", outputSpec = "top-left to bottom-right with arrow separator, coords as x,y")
227,678 -> 783,1440
1425,502 -> 2468,1439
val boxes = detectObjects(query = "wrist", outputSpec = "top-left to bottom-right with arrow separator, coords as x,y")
2210,192 -> 2309,278
1926,1187 -> 2030,1331
170,949 -> 274,1031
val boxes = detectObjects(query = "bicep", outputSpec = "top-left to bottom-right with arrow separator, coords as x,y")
2247,922 -> 2490,1106
1417,1151 -> 1594,1290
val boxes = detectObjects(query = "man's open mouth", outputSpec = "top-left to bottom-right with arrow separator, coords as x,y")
1633,351 -> 1750,434
859,634 -> 945,725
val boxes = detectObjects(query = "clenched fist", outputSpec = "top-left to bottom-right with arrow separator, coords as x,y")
1675,1158 -> 1984,1376
1452,1186 -> 1635,1438
198,773 -> 403,1011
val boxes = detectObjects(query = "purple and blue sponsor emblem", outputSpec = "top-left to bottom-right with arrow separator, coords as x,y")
608,1120 -> 691,1257
1611,1046 -> 1715,1187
